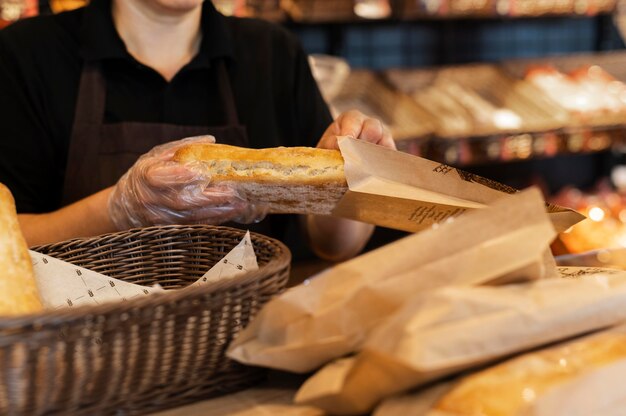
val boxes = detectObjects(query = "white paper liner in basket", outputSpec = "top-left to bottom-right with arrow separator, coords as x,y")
30,231 -> 257,310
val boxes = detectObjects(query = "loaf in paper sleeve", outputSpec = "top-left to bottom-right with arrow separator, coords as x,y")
228,188 -> 557,373
375,326 -> 626,416
173,139 -> 583,234
295,267 -> 626,414
433,325 -> 626,416
173,143 -> 348,215
0,183 -> 43,315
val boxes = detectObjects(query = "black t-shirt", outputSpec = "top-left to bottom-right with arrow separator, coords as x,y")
0,0 -> 332,214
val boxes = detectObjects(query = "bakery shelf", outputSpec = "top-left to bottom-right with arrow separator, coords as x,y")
278,0 -> 616,24
368,52 -> 626,166
417,125 -> 622,166
331,70 -> 436,142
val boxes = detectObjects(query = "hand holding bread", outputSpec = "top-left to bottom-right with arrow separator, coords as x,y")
109,111 -> 394,231
108,136 -> 269,229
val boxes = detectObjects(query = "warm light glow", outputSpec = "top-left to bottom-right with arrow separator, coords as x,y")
617,234 -> 626,248
596,250 -> 612,264
493,109 -> 522,130
522,388 -> 536,403
354,0 -> 391,19
588,206 -> 606,222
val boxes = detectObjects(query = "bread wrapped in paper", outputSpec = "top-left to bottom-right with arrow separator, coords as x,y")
0,183 -> 43,315
172,138 -> 584,234
432,326 -> 626,416
228,188 -> 557,373
295,267 -> 626,414
376,326 -> 626,416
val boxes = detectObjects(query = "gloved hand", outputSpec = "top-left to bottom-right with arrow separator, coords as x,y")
108,136 -> 267,230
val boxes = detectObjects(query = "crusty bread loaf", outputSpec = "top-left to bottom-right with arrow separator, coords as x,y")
0,183 -> 43,315
435,331 -> 626,416
173,143 -> 349,215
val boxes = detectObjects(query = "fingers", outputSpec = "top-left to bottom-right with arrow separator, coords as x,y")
144,163 -> 202,188
318,120 -> 342,150
140,183 -> 242,212
380,123 -> 396,150
360,118 -> 384,144
336,109 -> 367,139
317,110 -> 397,150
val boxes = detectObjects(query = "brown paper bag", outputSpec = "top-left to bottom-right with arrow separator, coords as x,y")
228,188 -> 556,373
432,325 -> 626,416
334,136 -> 583,233
374,382 -> 455,416
375,325 -> 626,416
295,267 -> 626,414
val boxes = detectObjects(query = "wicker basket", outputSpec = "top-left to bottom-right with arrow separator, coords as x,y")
0,225 -> 290,415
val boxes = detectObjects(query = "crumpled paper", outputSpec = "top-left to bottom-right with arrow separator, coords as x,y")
31,231 -> 257,310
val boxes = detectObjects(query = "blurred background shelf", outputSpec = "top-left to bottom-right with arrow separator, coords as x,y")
4,0 -> 626,253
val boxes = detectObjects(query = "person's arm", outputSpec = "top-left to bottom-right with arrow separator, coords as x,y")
17,136 -> 262,247
18,188 -> 116,247
0,29 -> 83,244
305,110 -> 396,262
282,32 -> 395,261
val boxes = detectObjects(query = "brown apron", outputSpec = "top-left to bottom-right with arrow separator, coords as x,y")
62,60 -> 301,256
62,60 -> 247,204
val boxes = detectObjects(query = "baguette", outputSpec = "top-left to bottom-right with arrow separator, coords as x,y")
435,330 -> 626,416
0,183 -> 43,315
173,143 -> 349,215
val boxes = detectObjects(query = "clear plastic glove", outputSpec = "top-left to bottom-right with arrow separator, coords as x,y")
108,136 -> 268,230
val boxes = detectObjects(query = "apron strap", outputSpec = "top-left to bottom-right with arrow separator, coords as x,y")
73,61 -> 106,125
63,59 -> 243,205
216,60 -> 240,126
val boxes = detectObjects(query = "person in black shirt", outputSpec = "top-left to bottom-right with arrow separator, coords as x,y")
0,0 -> 394,261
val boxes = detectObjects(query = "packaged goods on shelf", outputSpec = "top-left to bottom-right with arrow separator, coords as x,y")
353,0 -> 392,18
330,70 -> 435,152
397,0 -> 497,18
280,0 -> 357,21
245,0 -> 285,20
281,0 -> 392,21
505,0 -> 579,16
308,54 -> 351,103
389,65 -> 569,139
396,0 -> 615,18
526,65 -> 626,127
506,0 -> 617,16
0,0 -> 37,28
383,57 -> 626,165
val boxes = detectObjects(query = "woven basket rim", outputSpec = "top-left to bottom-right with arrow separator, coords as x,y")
1,224 -> 291,328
